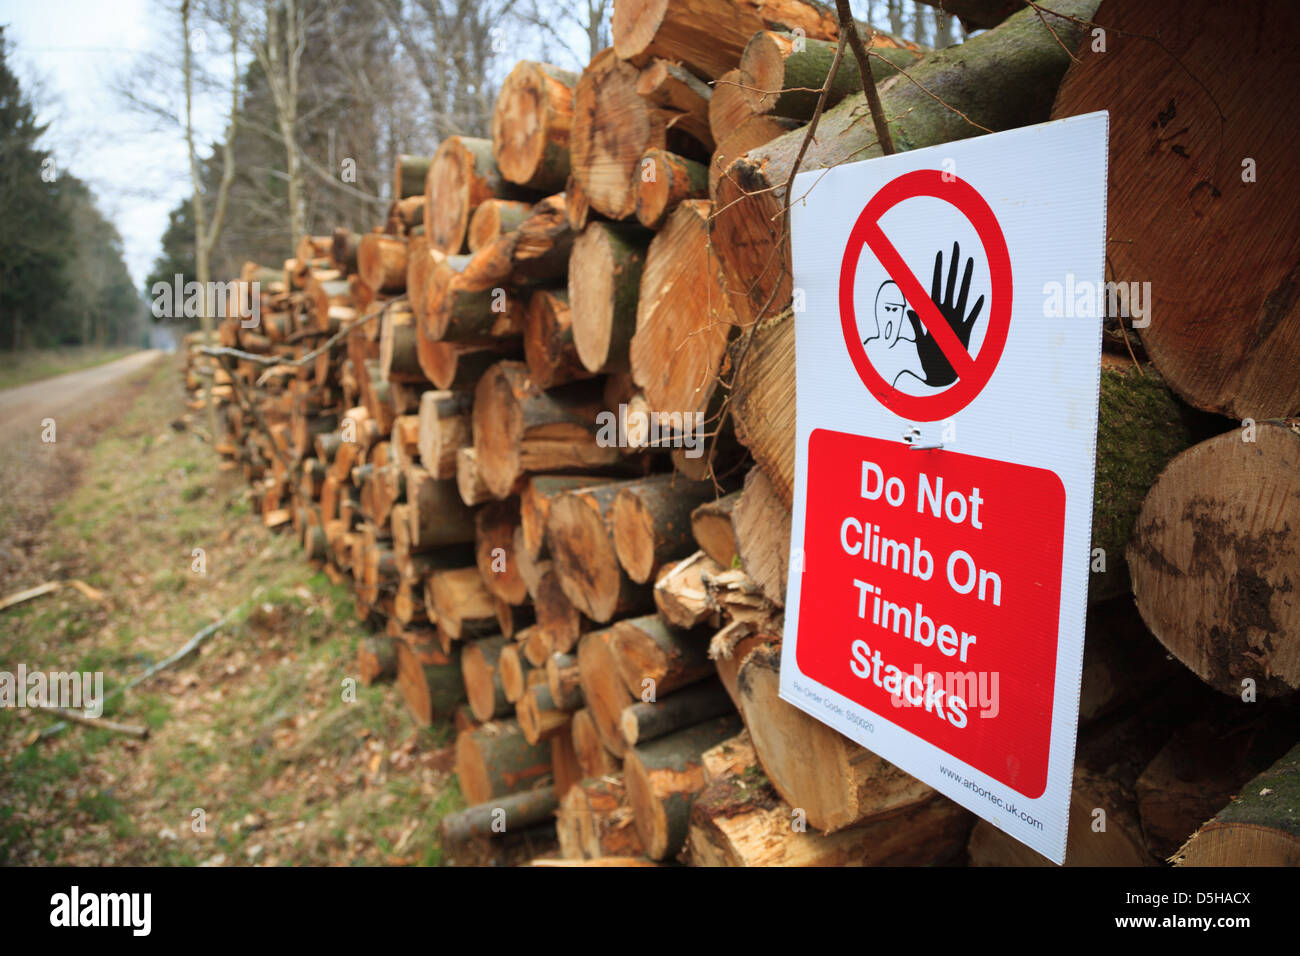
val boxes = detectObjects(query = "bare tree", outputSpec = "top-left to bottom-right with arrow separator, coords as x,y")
182,0 -> 240,431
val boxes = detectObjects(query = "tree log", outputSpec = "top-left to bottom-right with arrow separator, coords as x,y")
394,154 -> 432,200
405,467 -> 478,548
739,27 -> 922,120
426,136 -> 507,256
1128,422 -> 1300,697
427,566 -> 497,640
556,773 -> 644,859
473,363 -> 619,499
611,473 -> 717,583
623,714 -> 744,859
636,58 -> 714,149
524,287 -> 594,389
572,708 -> 621,778
621,679 -> 734,746
711,0 -> 1099,325
577,626 -> 637,757
358,634 -> 398,686
396,639 -> 465,727
570,221 -> 650,373
492,60 -> 580,192
358,234 -> 408,293
737,641 -> 935,831
454,719 -> 553,804
440,787 -> 559,843
635,148 -> 709,229
475,498 -> 529,605
611,0 -> 839,81
1173,742 -> 1300,867
416,389 -> 472,479
462,634 -> 515,721
468,199 -> 533,253
690,491 -> 739,567
610,613 -> 713,699
547,479 -> 657,622
1052,0 -> 1300,419
518,683 -> 572,745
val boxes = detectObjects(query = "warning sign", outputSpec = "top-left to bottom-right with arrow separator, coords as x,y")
782,112 -> 1109,863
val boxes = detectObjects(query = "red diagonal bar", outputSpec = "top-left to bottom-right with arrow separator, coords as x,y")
861,221 -> 979,382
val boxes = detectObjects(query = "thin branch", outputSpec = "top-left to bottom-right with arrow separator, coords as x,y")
835,0 -> 895,155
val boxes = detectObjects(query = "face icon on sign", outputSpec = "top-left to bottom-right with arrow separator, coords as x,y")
868,280 -> 912,347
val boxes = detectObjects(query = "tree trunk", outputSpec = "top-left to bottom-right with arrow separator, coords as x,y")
556,774 -> 644,859
472,363 -> 619,499
635,149 -> 709,229
425,136 -> 507,256
461,634 -> 515,721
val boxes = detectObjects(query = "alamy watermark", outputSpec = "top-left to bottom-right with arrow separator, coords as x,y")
0,664 -> 104,717
151,275 -> 260,329
595,404 -> 705,459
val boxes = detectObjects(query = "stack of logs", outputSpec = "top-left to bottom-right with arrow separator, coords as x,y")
183,0 -> 1299,867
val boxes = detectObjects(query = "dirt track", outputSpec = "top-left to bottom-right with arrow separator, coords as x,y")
0,349 -> 165,585
0,350 -> 162,445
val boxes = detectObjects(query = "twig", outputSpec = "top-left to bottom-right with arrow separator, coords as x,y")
37,609 -> 238,742
834,0 -> 895,155
198,304 -> 382,368
44,708 -> 149,739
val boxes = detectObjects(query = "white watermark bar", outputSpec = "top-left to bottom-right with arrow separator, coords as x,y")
0,664 -> 105,718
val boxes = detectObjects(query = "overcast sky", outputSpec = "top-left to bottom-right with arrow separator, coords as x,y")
3,0 -> 229,288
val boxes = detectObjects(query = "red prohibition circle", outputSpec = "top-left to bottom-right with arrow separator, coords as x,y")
839,169 -> 1012,422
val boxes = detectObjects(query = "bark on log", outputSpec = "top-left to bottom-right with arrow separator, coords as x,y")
577,626 -> 637,757
610,613 -> 714,699
394,154 -> 432,200
396,639 -> 466,727
737,641 -> 935,831
454,719 -> 554,804
611,473 -> 717,582
739,27 -> 922,120
556,773 -> 644,859
426,136 -> 507,256
1128,422 -> 1300,697
546,652 -> 585,711
709,115 -> 799,195
621,679 -> 734,746
440,787 -> 559,843
690,491 -> 740,567
623,714 -> 744,859
472,363 -> 619,499
492,60 -> 579,193
1172,742 -> 1300,867
358,234 -> 408,293
570,221 -> 650,373
499,642 -> 533,703
635,148 -> 709,229
711,0 -> 1100,325
1052,0 -> 1300,419
611,0 -> 839,81
462,634 -> 515,721
551,728 -> 584,799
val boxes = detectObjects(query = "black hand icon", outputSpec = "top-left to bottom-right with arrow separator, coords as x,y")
905,242 -> 985,388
